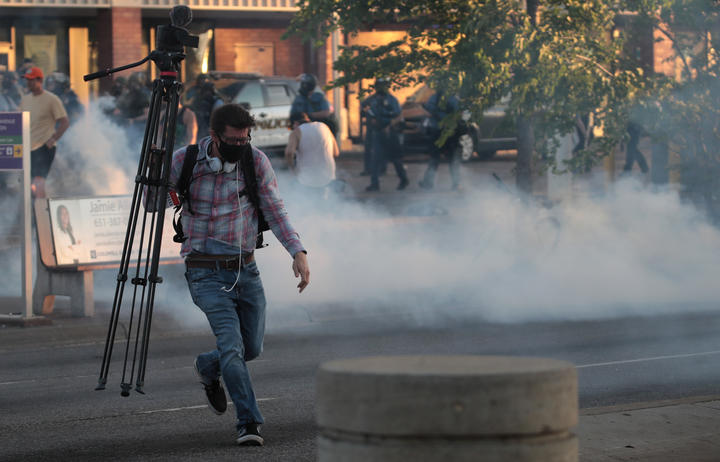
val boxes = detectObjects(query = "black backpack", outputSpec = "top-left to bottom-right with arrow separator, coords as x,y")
172,144 -> 269,249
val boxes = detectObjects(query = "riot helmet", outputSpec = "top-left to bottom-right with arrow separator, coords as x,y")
110,76 -> 127,97
375,77 -> 390,95
298,73 -> 317,96
46,72 -> 70,94
128,71 -> 147,89
195,73 -> 209,85
1,71 -> 17,90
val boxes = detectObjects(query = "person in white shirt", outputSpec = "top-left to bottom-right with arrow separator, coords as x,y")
284,112 -> 339,199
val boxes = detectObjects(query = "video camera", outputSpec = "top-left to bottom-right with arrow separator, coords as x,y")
156,6 -> 199,53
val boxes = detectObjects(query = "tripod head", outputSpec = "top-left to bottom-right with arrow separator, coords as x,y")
84,6 -> 199,81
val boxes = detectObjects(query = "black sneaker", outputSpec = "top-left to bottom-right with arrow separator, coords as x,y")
418,180 -> 433,190
236,423 -> 264,446
365,183 -> 380,192
194,358 -> 227,415
397,178 -> 409,190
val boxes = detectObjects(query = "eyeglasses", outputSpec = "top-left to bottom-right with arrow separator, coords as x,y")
220,134 -> 251,145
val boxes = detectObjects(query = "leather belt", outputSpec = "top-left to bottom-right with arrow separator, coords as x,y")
185,253 -> 254,270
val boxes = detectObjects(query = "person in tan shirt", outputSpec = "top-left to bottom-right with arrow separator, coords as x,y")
19,67 -> 69,198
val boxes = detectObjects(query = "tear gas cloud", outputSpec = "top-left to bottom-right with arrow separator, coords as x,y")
150,167 -> 720,330
253,175 -> 720,327
3,99 -> 720,329
48,97 -> 137,196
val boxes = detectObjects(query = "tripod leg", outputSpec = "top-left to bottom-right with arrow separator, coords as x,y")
135,79 -> 182,394
120,85 -> 168,395
95,77 -> 165,393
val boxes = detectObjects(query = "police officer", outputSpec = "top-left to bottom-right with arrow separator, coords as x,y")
361,78 -> 408,192
290,74 -> 335,135
0,71 -> 22,111
111,72 -> 151,153
419,90 -> 463,190
45,72 -> 84,125
191,80 -> 224,140
185,73 -> 210,107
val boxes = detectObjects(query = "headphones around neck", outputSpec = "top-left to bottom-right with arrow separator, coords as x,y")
208,156 -> 236,173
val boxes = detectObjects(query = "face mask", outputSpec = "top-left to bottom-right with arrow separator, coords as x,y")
300,82 -> 314,95
217,139 -> 251,163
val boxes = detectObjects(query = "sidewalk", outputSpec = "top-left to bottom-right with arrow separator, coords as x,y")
577,397 -> 720,461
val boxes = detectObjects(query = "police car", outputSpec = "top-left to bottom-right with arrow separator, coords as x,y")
209,71 -> 298,153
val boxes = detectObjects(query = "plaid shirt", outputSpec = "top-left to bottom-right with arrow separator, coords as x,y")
169,136 -> 304,257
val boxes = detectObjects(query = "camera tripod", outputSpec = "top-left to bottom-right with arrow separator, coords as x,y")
85,6 -> 199,396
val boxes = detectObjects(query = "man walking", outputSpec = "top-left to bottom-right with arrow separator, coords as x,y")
168,104 -> 310,446
622,120 -> 649,174
19,67 -> 69,198
284,112 -> 339,200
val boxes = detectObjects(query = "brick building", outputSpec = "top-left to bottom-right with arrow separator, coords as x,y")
0,1 -> 328,117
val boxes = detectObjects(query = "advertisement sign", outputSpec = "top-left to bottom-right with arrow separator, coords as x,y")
0,113 -> 23,171
23,35 -> 57,77
48,196 -> 180,266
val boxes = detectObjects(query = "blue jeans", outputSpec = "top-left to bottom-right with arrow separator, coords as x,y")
185,260 -> 267,429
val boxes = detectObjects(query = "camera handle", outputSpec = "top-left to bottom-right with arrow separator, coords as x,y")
87,19 -> 193,397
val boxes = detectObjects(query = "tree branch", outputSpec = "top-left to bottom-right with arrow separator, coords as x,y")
574,54 -> 614,77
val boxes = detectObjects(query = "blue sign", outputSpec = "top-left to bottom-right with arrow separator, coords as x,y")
0,113 -> 23,170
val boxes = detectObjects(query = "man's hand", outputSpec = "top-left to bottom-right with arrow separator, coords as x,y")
292,251 -> 310,293
45,136 -> 56,149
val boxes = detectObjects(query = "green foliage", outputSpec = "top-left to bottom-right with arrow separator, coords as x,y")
285,0 -> 648,172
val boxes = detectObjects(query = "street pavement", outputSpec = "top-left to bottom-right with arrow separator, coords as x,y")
1,148 -> 720,461
2,301 -> 720,461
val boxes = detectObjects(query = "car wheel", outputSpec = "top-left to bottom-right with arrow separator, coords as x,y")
458,133 -> 475,162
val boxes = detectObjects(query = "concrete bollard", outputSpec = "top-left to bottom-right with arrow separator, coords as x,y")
316,355 -> 578,462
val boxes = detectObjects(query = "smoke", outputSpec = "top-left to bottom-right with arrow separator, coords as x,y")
0,178 -> 24,299
48,97 -> 135,196
246,171 -> 720,329
7,100 -> 720,329
90,159 -> 720,332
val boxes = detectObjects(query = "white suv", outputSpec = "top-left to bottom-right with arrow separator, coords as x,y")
209,71 -> 299,153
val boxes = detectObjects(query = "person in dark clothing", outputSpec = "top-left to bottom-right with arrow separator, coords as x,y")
419,91 -> 463,190
0,71 -> 22,111
109,76 -> 127,98
623,121 -> 649,174
16,58 -> 34,84
184,73 -> 210,107
191,80 -> 224,140
361,78 -> 408,192
45,72 -> 84,125
290,74 -> 335,135
114,72 -> 150,126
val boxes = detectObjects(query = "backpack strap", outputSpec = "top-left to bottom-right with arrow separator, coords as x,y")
176,144 -> 199,213
172,144 -> 199,243
239,147 -> 270,249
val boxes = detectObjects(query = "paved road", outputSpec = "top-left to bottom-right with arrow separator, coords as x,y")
2,307 -> 720,461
